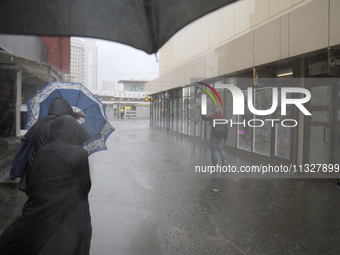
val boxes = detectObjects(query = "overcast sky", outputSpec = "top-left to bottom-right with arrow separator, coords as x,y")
95,39 -> 159,89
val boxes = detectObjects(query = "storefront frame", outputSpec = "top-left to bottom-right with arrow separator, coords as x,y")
150,48 -> 340,166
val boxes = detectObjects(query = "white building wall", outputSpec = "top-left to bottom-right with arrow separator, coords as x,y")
147,0 -> 340,95
160,0 -> 316,75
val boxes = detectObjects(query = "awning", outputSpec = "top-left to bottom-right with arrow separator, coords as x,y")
0,50 -> 61,86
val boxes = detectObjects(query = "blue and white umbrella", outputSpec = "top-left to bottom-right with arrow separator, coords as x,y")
25,82 -> 115,155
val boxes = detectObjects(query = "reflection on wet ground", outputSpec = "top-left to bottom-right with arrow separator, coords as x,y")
88,118 -> 340,255
0,184 -> 26,234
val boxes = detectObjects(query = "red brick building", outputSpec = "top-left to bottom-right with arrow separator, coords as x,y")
41,36 -> 70,75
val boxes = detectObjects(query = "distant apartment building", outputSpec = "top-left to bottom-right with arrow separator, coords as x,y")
83,39 -> 98,90
70,38 -> 84,84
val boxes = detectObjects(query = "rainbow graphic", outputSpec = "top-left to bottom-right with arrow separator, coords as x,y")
196,82 -> 223,106
196,82 -> 223,115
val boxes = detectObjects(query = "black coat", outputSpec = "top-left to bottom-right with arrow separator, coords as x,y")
0,115 -> 92,255
201,113 -> 228,139
20,97 -> 74,193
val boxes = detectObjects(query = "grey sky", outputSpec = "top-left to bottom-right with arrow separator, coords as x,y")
96,39 -> 159,90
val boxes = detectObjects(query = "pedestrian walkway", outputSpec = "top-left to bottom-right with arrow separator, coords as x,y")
88,118 -> 340,254
1,118 -> 340,254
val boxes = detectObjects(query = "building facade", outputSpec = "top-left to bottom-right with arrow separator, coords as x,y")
83,39 -> 98,90
0,35 -> 69,137
70,38 -> 84,84
94,79 -> 150,119
41,36 -> 70,77
146,0 -> 340,167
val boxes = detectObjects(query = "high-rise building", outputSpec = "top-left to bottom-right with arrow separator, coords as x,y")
70,38 -> 84,84
83,39 -> 98,90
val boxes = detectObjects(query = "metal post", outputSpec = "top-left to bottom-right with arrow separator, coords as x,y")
15,66 -> 22,136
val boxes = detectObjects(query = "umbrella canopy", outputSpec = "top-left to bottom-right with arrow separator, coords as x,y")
189,98 -> 216,124
189,102 -> 202,124
26,82 -> 115,155
0,0 -> 238,54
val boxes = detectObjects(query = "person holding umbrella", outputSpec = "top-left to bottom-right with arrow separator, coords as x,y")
18,97 -> 76,194
0,115 -> 92,254
25,82 -> 115,156
16,81 -> 115,193
201,106 -> 228,166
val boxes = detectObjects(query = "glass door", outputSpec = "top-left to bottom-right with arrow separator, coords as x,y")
305,79 -> 335,164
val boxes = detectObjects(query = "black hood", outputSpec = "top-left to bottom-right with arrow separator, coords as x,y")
47,97 -> 74,117
50,115 -> 90,146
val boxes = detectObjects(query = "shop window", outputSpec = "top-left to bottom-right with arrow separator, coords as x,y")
310,86 -> 331,107
237,90 -> 252,152
178,99 -> 182,133
274,122 -> 291,159
225,91 -> 236,148
183,87 -> 189,97
169,100 -> 173,130
190,85 -> 195,97
173,99 -> 177,132
252,87 -> 272,156
195,98 -> 201,137
182,97 -> 189,135
189,96 -> 195,136
160,99 -> 164,127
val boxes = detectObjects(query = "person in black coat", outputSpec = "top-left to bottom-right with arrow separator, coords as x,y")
0,115 -> 92,255
19,97 -> 75,193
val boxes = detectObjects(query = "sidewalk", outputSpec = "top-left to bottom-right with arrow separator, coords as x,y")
0,137 -> 21,183
1,118 -> 339,248
0,136 -> 25,234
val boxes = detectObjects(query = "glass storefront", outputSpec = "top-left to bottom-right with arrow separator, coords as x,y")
149,77 -> 307,164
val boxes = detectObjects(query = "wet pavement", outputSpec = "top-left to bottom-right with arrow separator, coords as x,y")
1,118 -> 340,254
88,118 -> 340,255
